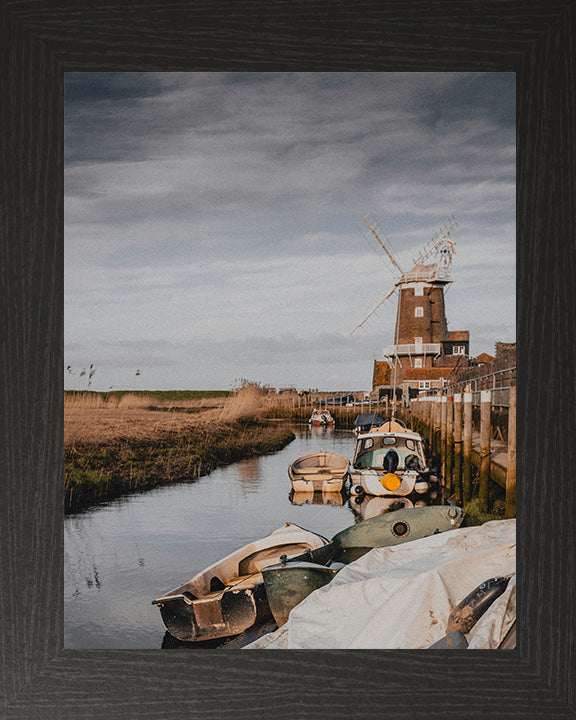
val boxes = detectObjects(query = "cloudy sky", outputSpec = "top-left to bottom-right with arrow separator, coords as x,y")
64,72 -> 515,392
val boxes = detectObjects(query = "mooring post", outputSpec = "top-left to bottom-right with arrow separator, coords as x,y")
479,390 -> 492,512
430,397 -> 437,454
446,395 -> 454,496
453,393 -> 462,502
462,390 -> 473,503
505,385 -> 516,518
440,396 -> 447,486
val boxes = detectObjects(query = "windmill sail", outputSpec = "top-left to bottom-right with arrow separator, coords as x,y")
351,215 -> 458,335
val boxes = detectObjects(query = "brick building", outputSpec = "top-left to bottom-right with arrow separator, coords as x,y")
369,225 -> 471,399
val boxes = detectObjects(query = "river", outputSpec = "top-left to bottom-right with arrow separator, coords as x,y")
64,424 -> 437,649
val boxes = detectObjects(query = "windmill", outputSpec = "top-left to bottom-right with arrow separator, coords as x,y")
351,214 -> 458,418
350,214 -> 458,342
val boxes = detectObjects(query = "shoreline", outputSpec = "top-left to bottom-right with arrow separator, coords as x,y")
65,417 -> 295,514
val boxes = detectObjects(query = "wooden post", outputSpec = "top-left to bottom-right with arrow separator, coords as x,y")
462,391 -> 473,503
446,395 -> 454,496
440,396 -> 447,487
506,386 -> 516,518
453,393 -> 462,502
434,396 -> 441,456
479,390 -> 492,512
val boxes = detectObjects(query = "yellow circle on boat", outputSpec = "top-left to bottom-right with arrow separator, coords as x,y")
380,472 -> 402,491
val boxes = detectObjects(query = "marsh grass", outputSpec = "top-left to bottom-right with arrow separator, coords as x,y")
64,389 -> 294,513
462,497 -> 506,526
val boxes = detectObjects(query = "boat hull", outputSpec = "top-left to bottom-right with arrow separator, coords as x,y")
262,562 -> 339,626
349,469 -> 427,497
153,523 -> 329,642
289,452 -> 349,493
155,576 -> 270,642
264,505 -> 465,622
295,505 -> 465,566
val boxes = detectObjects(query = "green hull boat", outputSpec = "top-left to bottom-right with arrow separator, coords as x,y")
262,561 -> 340,626
263,504 -> 465,626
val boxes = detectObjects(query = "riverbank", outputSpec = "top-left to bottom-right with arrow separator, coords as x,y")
64,390 -> 294,513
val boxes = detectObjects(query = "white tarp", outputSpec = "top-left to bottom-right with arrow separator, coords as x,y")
246,518 -> 516,650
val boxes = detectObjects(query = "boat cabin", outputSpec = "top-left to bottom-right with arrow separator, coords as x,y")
353,432 -> 426,472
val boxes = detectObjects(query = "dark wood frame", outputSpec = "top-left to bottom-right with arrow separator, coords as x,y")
1,1 -> 574,717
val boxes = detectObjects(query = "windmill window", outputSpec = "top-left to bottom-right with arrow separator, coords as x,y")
415,307 -> 423,317
419,381 -> 431,389
414,358 -> 423,368
452,345 -> 466,355
414,286 -> 424,296
414,337 -> 423,345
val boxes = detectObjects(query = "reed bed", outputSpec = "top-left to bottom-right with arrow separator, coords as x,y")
64,389 -> 294,513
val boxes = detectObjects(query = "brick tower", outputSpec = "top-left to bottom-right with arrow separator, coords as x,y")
352,215 -> 469,398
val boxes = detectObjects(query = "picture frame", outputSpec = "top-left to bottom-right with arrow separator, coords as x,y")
1,1 -> 574,717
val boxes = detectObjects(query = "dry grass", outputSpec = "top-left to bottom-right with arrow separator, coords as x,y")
64,390 -> 296,513
218,385 -> 267,422
64,392 -> 226,447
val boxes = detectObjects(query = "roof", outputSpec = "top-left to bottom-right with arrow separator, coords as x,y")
476,352 -> 495,363
402,367 -> 449,381
372,360 -> 392,386
444,330 -> 470,342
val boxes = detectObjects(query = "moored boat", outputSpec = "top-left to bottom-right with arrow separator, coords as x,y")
288,452 -> 349,493
308,408 -> 335,426
152,523 -> 329,642
263,505 -> 465,625
354,412 -> 385,437
349,418 -> 437,497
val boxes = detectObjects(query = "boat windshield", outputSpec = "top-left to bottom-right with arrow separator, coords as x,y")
354,435 -> 425,470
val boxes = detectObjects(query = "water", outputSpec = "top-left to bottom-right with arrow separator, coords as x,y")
64,424 -> 369,649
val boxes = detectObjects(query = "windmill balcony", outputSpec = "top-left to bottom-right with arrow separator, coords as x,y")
383,343 -> 442,357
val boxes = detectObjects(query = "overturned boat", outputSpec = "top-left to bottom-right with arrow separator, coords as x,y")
152,523 -> 329,642
288,452 -> 349,493
350,418 -> 437,497
263,505 -> 465,625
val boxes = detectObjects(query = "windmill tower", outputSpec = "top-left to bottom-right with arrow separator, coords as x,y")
352,215 -> 466,400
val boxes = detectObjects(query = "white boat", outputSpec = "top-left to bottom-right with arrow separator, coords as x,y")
349,418 -> 437,497
308,408 -> 335,426
152,523 -> 329,642
288,452 -> 349,493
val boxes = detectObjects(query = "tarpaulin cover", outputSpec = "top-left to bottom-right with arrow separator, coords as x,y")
246,519 -> 516,649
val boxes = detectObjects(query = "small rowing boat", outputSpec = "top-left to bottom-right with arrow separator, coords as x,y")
152,523 -> 329,642
288,452 -> 349,493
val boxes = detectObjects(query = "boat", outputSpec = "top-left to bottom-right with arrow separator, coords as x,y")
308,408 -> 335,426
349,418 -> 437,497
263,504 -> 465,626
288,452 -> 349,492
152,523 -> 329,642
354,412 -> 385,436
428,575 -> 513,649
262,559 -> 341,626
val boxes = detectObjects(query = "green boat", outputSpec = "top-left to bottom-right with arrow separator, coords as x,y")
263,504 -> 465,626
262,560 -> 340,626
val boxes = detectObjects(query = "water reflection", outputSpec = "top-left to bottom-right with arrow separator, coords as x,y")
308,424 -> 335,440
233,455 -> 262,489
289,490 -> 346,506
348,495 -> 415,522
